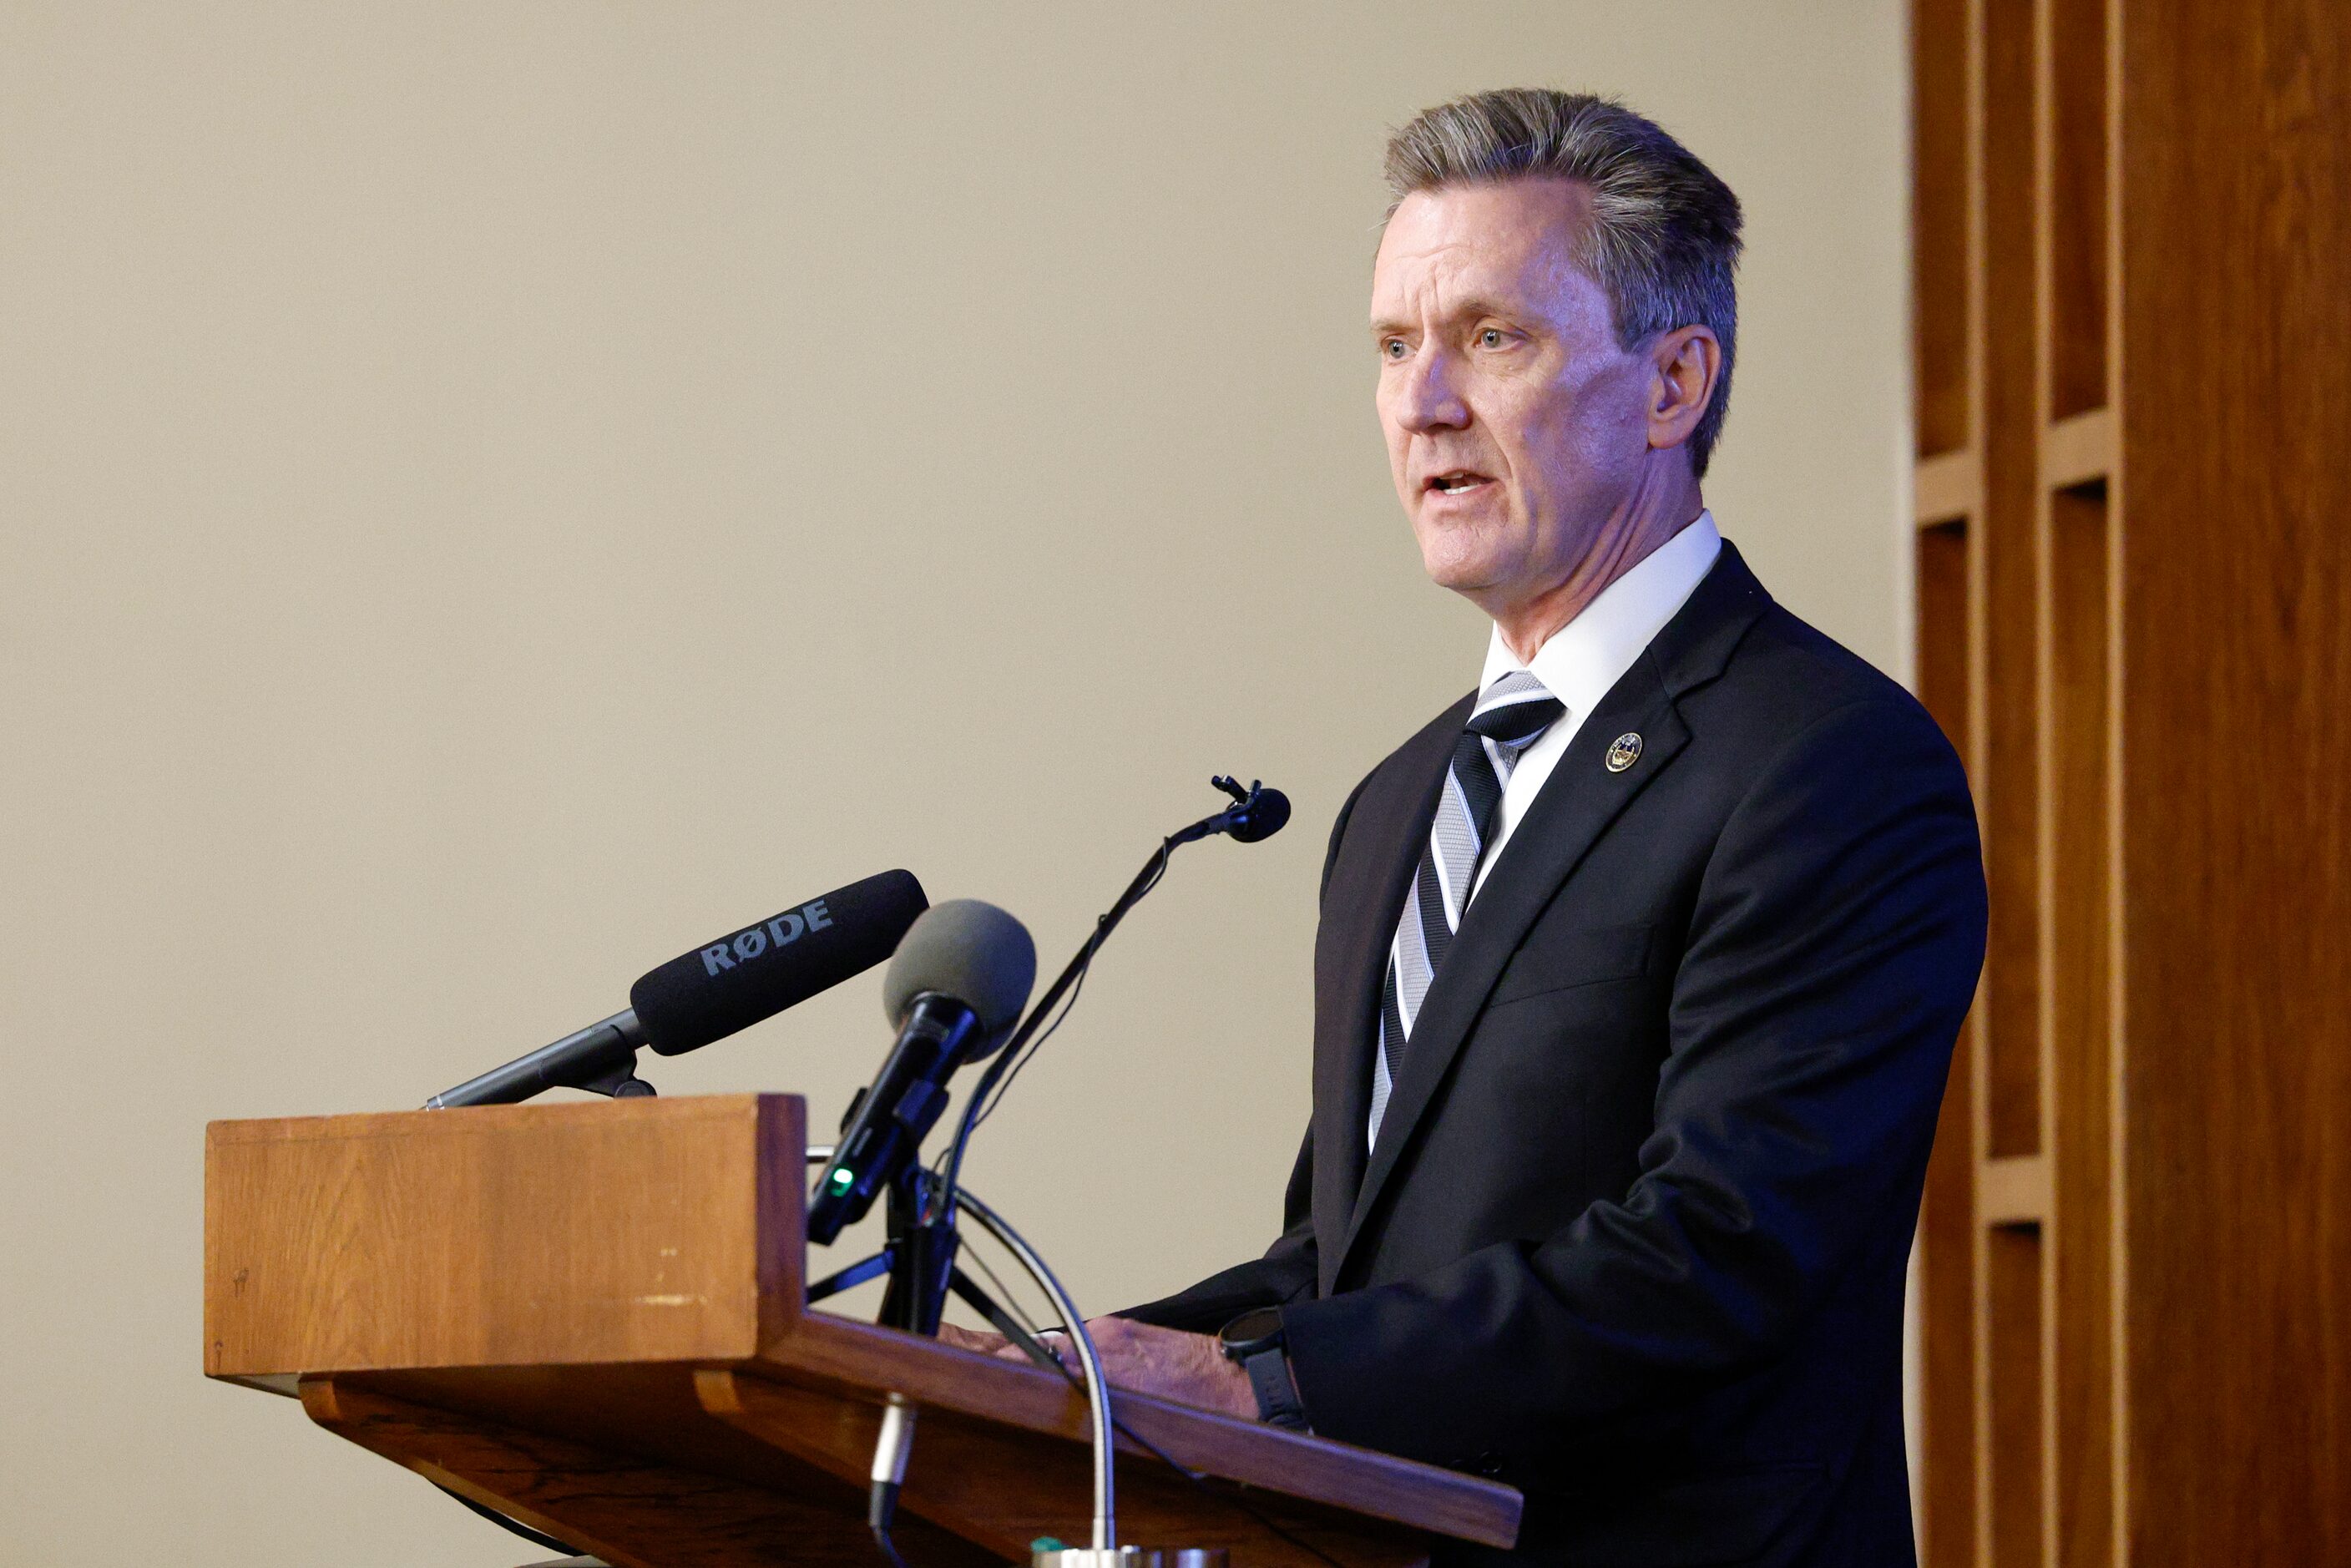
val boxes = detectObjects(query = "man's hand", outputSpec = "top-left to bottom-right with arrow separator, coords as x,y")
933,1322 -> 1009,1356
933,1318 -> 1256,1420
973,1317 -> 1256,1419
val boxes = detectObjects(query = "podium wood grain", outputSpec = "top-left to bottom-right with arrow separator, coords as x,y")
205,1095 -> 805,1375
205,1094 -> 1521,1565
302,1372 -> 994,1568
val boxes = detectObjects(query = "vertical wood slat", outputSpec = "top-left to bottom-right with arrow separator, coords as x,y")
2100,0 -> 2126,1556
1916,518 -> 1978,1568
1978,7 -> 2046,1562
2045,0 -> 2110,421
2035,3 -> 2118,1566
1911,15 -> 1983,1566
1915,0 -> 1974,457
1979,0 -> 2043,1169
2030,12 -> 2061,1560
1988,1227 -> 2048,1567
1910,14 -> 1985,1567
2046,480 -> 2114,1568
2118,0 -> 2351,1562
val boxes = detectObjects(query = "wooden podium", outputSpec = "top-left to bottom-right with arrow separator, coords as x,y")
204,1094 -> 1521,1567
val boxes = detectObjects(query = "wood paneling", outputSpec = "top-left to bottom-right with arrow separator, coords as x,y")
1915,0 -> 1974,456
2045,480 -> 2113,1568
1979,0 -> 2044,1163
1913,0 -> 2348,1561
1916,516 -> 1979,1568
2118,0 -> 2351,1561
1979,1156 -> 2053,1227
1919,451 -> 1986,529
1984,1227 -> 2045,1568
2043,0 -> 2109,419
2041,410 -> 2115,490
1917,523 -> 1974,755
205,1095 -> 806,1376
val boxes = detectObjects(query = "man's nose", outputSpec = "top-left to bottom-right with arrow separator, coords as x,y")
1396,346 -> 1470,432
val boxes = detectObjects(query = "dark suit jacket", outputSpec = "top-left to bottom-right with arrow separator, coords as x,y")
1126,544 -> 1986,1567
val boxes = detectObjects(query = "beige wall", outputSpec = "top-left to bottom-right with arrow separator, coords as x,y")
0,4 -> 1907,1562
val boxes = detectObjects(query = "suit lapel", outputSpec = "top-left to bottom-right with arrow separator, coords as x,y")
1332,660 -> 1691,1282
1311,693 -> 1467,1292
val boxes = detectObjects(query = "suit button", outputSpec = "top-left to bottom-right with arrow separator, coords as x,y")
1470,1451 -> 1506,1478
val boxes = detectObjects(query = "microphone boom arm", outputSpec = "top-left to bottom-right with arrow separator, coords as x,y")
932,776 -> 1282,1214
425,1009 -> 654,1109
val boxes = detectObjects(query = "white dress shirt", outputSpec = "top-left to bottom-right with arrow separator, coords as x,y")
1467,511 -> 1722,904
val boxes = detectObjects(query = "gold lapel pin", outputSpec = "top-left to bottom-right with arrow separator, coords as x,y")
1605,732 -> 1643,772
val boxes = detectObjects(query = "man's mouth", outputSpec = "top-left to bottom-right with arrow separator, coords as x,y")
1423,469 -> 1495,497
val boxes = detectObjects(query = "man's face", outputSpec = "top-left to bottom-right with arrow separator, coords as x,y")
1371,180 -> 1657,615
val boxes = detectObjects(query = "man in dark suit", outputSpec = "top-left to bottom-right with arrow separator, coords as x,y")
961,90 -> 1986,1566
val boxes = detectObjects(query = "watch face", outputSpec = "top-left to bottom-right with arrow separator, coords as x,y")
1218,1306 -> 1284,1353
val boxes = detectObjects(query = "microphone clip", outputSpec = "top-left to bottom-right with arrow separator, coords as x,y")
1202,774 -> 1290,846
578,1063 -> 658,1100
1177,775 -> 1268,845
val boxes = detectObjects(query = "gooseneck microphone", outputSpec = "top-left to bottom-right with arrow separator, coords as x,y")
931,775 -> 1287,1209
1216,777 -> 1291,843
426,868 -> 929,1109
807,900 -> 1036,1246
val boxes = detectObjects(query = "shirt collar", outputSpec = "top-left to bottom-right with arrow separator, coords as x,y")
1479,511 -> 1725,719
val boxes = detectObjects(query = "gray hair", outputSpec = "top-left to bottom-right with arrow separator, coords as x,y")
1384,89 -> 1743,477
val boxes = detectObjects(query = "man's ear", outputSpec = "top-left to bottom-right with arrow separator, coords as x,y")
1646,325 -> 1723,456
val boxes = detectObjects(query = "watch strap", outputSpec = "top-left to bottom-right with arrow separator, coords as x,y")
1241,1346 -> 1310,1432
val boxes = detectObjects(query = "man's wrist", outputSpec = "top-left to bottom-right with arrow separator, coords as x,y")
1241,1346 -> 1310,1431
1216,1308 -> 1311,1432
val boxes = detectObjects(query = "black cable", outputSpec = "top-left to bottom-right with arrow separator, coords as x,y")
437,1484 -> 579,1557
1114,1409 -> 1347,1568
1038,1356 -> 1350,1568
961,1244 -> 1048,1339
933,832 -> 1183,1214
939,835 -> 1170,1204
869,1520 -> 913,1568
948,1218 -> 1348,1567
970,946 -> 1095,1131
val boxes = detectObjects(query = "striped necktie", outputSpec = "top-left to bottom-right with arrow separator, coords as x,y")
1369,670 -> 1566,1147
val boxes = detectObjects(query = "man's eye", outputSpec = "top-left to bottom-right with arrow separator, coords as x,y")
1382,338 -> 1410,360
1479,328 -> 1508,348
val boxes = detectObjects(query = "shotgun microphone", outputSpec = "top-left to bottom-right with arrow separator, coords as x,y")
426,869 -> 929,1109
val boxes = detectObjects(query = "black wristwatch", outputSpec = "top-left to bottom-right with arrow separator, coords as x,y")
1217,1308 -> 1311,1432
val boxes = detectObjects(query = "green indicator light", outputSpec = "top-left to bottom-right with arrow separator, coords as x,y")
831,1167 -> 856,1189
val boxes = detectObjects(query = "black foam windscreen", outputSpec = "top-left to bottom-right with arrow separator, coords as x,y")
1227,787 -> 1291,843
879,899 -> 1037,1049
629,869 -> 928,1056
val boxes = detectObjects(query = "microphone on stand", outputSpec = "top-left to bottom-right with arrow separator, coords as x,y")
826,779 -> 1282,1565
821,902 -> 1034,1565
1211,776 -> 1291,843
808,900 -> 1036,1246
426,868 -> 929,1109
